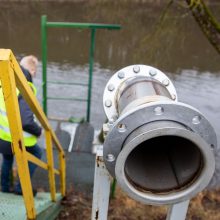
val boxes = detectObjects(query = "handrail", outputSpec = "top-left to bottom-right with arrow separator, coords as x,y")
46,21 -> 121,29
0,49 -> 66,220
41,15 -> 121,122
47,80 -> 88,86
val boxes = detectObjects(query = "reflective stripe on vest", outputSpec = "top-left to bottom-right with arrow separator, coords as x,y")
0,83 -> 38,147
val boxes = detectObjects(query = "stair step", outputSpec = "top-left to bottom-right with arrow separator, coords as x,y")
0,192 -> 62,220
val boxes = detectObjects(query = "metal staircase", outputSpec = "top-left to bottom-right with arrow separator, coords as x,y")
0,49 -> 66,220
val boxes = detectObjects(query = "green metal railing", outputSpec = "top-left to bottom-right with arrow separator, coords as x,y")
41,15 -> 121,122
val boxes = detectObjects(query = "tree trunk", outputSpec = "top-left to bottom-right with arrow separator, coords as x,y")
186,0 -> 220,54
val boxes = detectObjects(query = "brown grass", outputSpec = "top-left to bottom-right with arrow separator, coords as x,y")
56,187 -> 220,220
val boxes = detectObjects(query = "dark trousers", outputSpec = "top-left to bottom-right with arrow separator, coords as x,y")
1,144 -> 42,193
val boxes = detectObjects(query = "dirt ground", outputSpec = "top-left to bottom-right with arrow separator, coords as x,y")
56,187 -> 220,220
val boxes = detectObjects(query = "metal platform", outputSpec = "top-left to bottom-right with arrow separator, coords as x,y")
0,192 -> 62,220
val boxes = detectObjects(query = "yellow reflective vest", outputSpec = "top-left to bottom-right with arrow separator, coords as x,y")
0,82 -> 37,147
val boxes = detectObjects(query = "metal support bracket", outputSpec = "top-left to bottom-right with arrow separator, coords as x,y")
91,146 -> 111,220
166,200 -> 190,220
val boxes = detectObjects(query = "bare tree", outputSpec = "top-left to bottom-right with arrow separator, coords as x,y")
185,0 -> 220,54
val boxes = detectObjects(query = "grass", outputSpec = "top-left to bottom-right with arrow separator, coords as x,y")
56,187 -> 220,220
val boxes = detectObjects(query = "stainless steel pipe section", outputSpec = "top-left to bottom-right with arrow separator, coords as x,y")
117,76 -> 172,114
102,65 -> 217,205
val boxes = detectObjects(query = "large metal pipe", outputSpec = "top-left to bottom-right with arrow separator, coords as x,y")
102,65 -> 217,205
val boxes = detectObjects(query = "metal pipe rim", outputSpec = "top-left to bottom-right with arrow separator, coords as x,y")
103,101 -> 217,177
103,65 -> 178,120
115,127 -> 215,205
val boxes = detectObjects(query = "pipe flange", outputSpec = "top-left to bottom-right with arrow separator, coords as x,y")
115,128 -> 215,205
103,65 -> 178,121
103,100 -> 217,177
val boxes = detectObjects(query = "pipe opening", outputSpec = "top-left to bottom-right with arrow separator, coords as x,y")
124,136 -> 203,193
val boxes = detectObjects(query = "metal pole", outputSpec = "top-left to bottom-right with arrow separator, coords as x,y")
87,28 -> 96,122
91,145 -> 111,220
110,178 -> 117,199
41,15 -> 48,115
166,200 -> 190,220
45,131 -> 56,201
46,22 -> 121,30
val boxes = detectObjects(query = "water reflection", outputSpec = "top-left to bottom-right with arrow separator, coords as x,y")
0,1 -> 219,71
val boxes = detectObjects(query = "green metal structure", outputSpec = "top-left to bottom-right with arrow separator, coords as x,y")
41,15 -> 121,122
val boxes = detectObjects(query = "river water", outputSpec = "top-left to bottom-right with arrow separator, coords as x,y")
0,2 -> 220,157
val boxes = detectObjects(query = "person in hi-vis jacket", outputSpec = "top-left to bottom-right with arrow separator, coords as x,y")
0,55 -> 42,196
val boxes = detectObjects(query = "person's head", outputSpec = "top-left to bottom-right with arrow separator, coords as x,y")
20,55 -> 38,78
